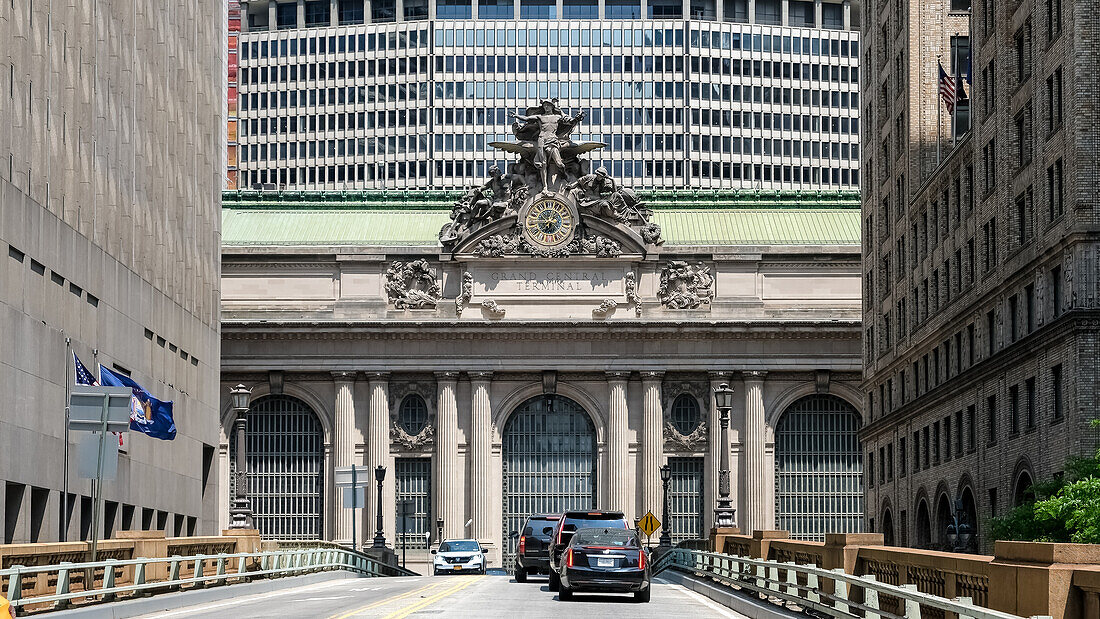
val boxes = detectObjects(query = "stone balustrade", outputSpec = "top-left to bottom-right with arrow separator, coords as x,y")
713,530 -> 1100,619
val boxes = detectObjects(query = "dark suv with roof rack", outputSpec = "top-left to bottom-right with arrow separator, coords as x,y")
513,513 -> 560,582
546,510 -> 629,592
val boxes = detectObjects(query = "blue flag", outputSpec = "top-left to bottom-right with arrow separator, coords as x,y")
99,366 -> 177,440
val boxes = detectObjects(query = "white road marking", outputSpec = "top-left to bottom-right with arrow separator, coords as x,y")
349,587 -> 382,592
140,578 -> 353,618
657,578 -> 747,619
294,595 -> 352,601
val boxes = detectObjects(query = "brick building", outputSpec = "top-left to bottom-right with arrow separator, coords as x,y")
859,0 -> 1099,551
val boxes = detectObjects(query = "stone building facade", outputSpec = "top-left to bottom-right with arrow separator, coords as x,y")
219,184 -> 865,568
0,3 -> 224,542
860,0 -> 1100,550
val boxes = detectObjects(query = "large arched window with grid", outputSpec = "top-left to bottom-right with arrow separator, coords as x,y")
774,394 -> 863,541
399,394 -> 429,435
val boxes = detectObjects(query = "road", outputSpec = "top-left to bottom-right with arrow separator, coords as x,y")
137,572 -> 749,618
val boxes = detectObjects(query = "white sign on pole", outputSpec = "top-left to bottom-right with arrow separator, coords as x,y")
342,487 -> 366,509
77,433 -> 118,480
334,465 -> 369,488
68,387 -> 133,432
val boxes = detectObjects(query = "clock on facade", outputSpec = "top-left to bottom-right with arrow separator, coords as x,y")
523,197 -> 575,247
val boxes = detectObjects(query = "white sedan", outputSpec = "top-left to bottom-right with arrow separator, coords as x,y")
432,539 -> 486,575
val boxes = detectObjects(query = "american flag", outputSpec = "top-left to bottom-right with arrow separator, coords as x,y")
939,62 -> 957,114
73,352 -> 99,386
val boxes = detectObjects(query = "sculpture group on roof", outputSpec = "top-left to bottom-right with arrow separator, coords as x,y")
439,98 -> 662,250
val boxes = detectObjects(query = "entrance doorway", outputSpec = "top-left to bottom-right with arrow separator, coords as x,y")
501,395 -> 596,571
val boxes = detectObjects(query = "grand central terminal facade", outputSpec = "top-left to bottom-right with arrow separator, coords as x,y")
217,103 -> 865,568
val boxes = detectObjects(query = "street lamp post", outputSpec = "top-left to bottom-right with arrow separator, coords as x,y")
712,382 -> 737,529
372,465 -> 387,548
946,498 -> 974,553
659,464 -> 673,548
228,384 -> 253,530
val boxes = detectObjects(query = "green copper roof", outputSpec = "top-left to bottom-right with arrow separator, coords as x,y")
221,189 -> 861,247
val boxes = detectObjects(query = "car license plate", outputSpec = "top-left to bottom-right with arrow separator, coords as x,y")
453,565 -> 462,570
597,557 -> 615,567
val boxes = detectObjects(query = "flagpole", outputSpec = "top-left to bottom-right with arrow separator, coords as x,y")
937,55 -> 943,165
62,338 -> 71,542
951,38 -> 959,148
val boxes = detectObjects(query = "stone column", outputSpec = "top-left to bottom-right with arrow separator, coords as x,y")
435,372 -> 461,540
842,0 -> 851,30
813,0 -> 822,27
641,372 -> 664,518
742,371 -> 767,533
297,0 -> 306,27
606,372 -> 631,521
267,0 -> 277,28
747,0 -> 755,23
781,0 -> 789,25
705,372 -> 731,532
598,0 -> 605,19
333,372 -> 358,546
366,372 -> 391,544
330,0 -> 339,25
469,372 -> 493,543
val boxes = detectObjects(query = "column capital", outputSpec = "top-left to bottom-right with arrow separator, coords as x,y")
331,371 -> 359,382
640,370 -> 665,381
742,370 -> 768,380
434,371 -> 460,381
605,371 -> 631,381
364,371 -> 390,382
468,371 -> 494,381
708,371 -> 732,383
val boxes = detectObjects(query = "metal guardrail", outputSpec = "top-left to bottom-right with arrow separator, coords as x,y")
2,546 -> 415,612
653,548 -> 1052,619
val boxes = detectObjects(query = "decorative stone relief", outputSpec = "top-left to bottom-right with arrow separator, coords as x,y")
662,381 -> 711,415
390,421 -> 435,452
385,259 -> 440,309
455,272 -> 473,316
474,231 -> 622,258
657,261 -> 714,309
481,299 -> 506,317
592,299 -> 618,317
664,420 -> 708,452
625,271 -> 641,317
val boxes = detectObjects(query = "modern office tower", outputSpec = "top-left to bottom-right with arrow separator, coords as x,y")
234,0 -> 862,191
860,0 -> 1099,550
0,3 -> 223,541
231,5 -> 245,189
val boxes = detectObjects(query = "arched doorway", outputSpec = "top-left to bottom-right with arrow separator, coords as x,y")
881,507 -> 895,546
774,394 -> 864,541
229,394 -> 324,540
1013,469 -> 1035,506
935,492 -> 953,550
501,395 -> 596,570
915,498 -> 932,549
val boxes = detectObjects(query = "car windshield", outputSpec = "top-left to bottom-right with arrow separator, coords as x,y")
524,518 -> 558,535
571,528 -> 637,547
439,540 -> 480,552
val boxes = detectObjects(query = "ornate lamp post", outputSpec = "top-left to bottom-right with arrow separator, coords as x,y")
372,465 -> 387,548
712,382 -> 737,529
228,384 -> 253,529
946,498 -> 974,552
658,464 -> 673,548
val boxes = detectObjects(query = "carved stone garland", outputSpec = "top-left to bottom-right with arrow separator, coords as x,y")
474,232 -> 623,259
389,382 -> 436,452
657,261 -> 714,309
385,259 -> 441,309
625,271 -> 641,317
455,271 -> 473,316
663,420 -> 708,452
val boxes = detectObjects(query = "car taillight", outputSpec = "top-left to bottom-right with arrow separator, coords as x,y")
566,548 -> 574,568
638,549 -> 646,570
519,536 -> 526,555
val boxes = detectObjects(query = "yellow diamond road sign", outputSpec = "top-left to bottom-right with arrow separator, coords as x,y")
639,511 -> 661,537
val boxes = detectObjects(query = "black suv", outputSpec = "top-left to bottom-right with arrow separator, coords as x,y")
547,510 -> 629,592
513,514 -> 560,582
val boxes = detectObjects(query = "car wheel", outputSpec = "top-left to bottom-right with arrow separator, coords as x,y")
515,568 -> 527,583
548,571 -> 560,592
434,569 -> 441,576
634,587 -> 651,603
559,585 -> 573,601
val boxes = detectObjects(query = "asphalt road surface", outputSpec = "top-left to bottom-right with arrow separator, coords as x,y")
137,572 -> 750,618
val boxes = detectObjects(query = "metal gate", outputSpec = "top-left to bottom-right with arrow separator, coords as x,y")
501,395 -> 596,572
229,395 -> 324,540
395,458 -> 431,550
667,457 -> 704,544
774,394 -> 863,541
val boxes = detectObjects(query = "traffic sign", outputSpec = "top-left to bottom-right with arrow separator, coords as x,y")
639,511 -> 661,537
334,465 -> 369,487
69,387 -> 133,432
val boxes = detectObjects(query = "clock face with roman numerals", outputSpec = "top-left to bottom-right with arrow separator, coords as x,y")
524,197 -> 575,247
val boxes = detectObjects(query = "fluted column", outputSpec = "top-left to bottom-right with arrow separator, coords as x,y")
607,372 -> 631,521
705,372 -> 731,532
333,372 -> 358,546
366,372 -> 391,544
469,372 -> 493,542
435,372 -> 461,540
641,372 -> 664,518
742,371 -> 767,532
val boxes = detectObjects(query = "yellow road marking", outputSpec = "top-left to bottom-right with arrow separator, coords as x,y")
382,575 -> 486,619
327,580 -> 446,619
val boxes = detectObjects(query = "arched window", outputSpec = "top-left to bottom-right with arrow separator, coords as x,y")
670,394 -> 702,435
1013,470 -> 1035,506
399,394 -> 429,434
